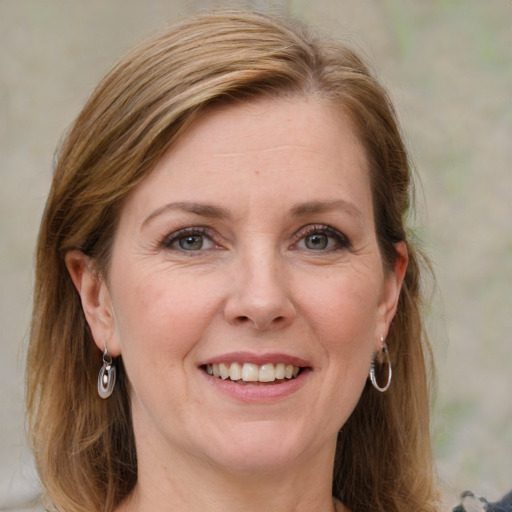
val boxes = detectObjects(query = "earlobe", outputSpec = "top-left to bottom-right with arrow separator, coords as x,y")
65,250 -> 120,356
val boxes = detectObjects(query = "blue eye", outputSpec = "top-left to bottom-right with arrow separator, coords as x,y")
296,225 -> 350,251
162,228 -> 216,251
304,233 -> 330,250
178,235 -> 205,251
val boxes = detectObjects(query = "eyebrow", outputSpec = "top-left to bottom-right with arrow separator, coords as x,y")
142,201 -> 231,227
142,198 -> 365,228
290,199 -> 364,221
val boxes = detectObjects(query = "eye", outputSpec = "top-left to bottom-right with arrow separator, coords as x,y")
294,225 -> 350,252
304,233 -> 330,250
178,234 -> 206,251
162,227 -> 217,252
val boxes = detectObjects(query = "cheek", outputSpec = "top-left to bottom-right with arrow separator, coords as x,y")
299,269 -> 381,383
292,274 -> 380,435
109,267 -> 221,369
304,271 -> 380,340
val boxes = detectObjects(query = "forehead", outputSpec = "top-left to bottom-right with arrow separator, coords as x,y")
167,96 -> 367,167
122,96 -> 372,222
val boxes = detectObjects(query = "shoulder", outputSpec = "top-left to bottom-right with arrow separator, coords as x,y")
453,490 -> 512,512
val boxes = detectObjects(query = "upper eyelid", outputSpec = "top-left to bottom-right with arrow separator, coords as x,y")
159,223 -> 350,249
296,223 -> 347,239
293,224 -> 351,247
161,226 -> 217,247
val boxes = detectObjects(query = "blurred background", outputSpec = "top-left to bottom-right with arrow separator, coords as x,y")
1,1 -> 510,510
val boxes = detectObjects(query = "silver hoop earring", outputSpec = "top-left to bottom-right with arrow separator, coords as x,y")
369,337 -> 392,392
97,347 -> 116,399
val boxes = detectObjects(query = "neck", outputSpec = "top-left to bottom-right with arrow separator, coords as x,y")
119,443 -> 342,512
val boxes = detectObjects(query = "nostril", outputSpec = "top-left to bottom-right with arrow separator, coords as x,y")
234,314 -> 286,328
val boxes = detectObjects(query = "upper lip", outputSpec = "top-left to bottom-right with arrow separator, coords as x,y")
200,352 -> 311,368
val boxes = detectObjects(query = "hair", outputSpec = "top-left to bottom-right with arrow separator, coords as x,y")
27,10 -> 437,512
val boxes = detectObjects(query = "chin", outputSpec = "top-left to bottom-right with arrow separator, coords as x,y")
198,419 -> 329,474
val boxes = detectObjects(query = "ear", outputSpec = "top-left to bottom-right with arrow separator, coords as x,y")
65,250 -> 121,356
375,241 -> 408,348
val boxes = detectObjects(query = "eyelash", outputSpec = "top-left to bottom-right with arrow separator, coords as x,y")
160,224 -> 351,253
161,226 -> 217,251
293,224 -> 351,252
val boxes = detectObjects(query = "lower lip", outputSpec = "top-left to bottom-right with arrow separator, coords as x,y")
201,369 -> 310,403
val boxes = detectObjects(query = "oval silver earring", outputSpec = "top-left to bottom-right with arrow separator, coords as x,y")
97,347 -> 116,399
369,337 -> 392,393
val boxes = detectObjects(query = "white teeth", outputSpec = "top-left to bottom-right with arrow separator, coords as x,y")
229,362 -> 242,381
242,363 -> 259,382
206,362 -> 301,383
219,363 -> 230,380
259,364 -> 275,382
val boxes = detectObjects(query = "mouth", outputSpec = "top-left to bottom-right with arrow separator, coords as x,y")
202,362 -> 303,385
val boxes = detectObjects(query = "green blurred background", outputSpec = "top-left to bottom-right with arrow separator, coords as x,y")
1,1 -> 510,510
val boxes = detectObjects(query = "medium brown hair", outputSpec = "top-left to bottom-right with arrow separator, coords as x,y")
27,10 -> 437,512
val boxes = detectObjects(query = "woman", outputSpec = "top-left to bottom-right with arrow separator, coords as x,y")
26,10 -> 437,512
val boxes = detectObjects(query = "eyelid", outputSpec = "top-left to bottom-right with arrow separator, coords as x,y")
292,224 -> 351,250
161,226 -> 219,250
159,223 -> 350,252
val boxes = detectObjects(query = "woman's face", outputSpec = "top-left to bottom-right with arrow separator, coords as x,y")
81,96 -> 406,475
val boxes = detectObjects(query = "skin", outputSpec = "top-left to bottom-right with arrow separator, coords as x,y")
67,96 -> 407,512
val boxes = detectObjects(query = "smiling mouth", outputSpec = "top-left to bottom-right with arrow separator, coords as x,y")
203,362 -> 303,385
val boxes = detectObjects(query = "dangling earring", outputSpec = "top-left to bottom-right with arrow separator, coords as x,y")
369,335 -> 392,392
97,346 -> 116,399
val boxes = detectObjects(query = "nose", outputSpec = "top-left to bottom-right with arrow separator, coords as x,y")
224,251 -> 296,331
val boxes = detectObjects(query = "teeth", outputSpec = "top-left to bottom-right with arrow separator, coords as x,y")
219,363 -> 230,380
242,363 -> 259,382
229,362 -> 242,380
206,362 -> 302,383
258,364 -> 275,382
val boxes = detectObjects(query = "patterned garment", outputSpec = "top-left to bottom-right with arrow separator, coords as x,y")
453,490 -> 512,512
